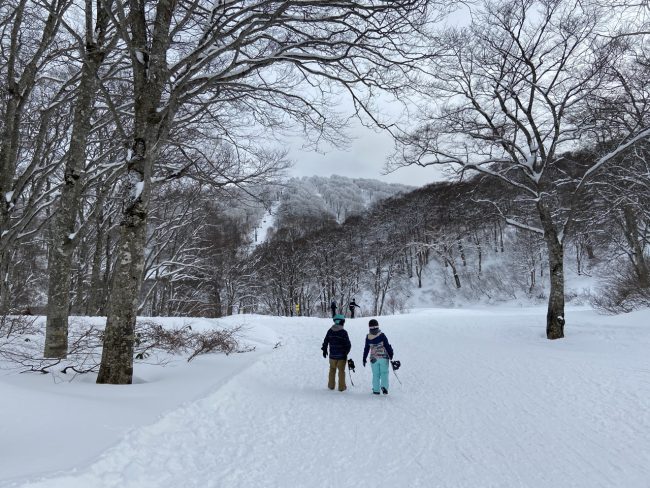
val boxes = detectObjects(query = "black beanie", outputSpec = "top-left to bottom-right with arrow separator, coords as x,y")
368,319 -> 379,328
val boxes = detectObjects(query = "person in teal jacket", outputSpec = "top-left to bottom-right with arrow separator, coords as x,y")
362,318 -> 394,395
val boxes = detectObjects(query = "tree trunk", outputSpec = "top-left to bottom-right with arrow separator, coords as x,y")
445,258 -> 461,289
378,264 -> 393,316
96,119 -> 158,385
44,0 -> 108,358
0,257 -> 10,315
88,211 -> 104,316
96,179 -> 149,383
0,7 -> 25,313
499,222 -> 504,253
96,0 -> 176,383
97,132 -> 153,384
546,241 -> 565,339
474,233 -> 482,275
100,215 -> 113,315
0,0 -> 66,313
73,239 -> 90,312
539,203 -> 565,340
214,288 -> 222,317
622,206 -> 649,286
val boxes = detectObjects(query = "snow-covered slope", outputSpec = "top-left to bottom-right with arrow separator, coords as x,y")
248,202 -> 280,249
2,308 -> 650,488
277,175 -> 413,224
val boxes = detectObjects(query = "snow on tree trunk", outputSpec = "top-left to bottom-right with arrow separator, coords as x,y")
96,160 -> 150,384
0,257 -> 9,315
0,60 -> 23,314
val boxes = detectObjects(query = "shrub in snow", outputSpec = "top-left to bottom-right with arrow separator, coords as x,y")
0,317 -> 253,378
591,261 -> 650,314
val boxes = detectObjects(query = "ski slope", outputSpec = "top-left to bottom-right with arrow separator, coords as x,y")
249,203 -> 279,250
3,307 -> 650,488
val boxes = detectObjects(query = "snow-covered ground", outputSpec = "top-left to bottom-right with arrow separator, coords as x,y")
2,307 -> 650,488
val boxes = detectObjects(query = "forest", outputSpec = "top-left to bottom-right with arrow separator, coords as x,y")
1,0 -> 649,383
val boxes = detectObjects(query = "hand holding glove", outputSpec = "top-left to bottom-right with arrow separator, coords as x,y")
347,358 -> 356,372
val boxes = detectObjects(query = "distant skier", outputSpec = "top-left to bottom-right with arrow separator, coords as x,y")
363,318 -> 394,395
348,298 -> 360,318
321,314 -> 351,392
330,299 -> 337,318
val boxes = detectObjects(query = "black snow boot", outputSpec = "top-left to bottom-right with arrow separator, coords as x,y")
381,387 -> 388,395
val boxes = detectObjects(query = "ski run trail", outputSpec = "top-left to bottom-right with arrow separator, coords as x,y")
4,307 -> 650,488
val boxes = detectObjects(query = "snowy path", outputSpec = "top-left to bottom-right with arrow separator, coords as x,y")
6,309 -> 650,488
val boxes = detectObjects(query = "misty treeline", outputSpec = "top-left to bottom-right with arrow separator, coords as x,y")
1,0 -> 649,383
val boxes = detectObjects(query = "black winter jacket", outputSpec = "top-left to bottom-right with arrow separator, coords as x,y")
322,325 -> 351,360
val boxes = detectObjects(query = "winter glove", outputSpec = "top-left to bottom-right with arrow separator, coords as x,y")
347,359 -> 356,372
362,359 -> 367,367
322,350 -> 327,358
391,360 -> 401,371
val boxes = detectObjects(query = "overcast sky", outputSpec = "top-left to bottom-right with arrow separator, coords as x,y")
283,5 -> 474,188
286,114 -> 443,188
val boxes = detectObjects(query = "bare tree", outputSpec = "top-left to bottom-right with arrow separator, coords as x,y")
391,0 -> 650,338
96,0 -> 432,383
44,0 -> 114,358
0,0 -> 72,312
578,52 -> 650,308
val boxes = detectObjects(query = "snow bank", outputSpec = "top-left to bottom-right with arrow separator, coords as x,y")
0,315 -> 278,485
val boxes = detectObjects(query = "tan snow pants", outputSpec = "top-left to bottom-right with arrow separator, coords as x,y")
328,359 -> 347,391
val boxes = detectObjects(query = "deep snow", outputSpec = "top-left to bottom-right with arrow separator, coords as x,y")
1,307 -> 649,488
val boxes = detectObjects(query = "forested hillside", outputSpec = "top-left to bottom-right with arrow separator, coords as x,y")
246,162 -> 650,318
4,175 -> 411,316
6,153 -> 649,322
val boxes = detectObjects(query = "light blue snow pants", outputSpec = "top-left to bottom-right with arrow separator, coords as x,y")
370,358 -> 389,393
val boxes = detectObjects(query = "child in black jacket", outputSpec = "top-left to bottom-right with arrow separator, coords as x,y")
322,314 -> 351,391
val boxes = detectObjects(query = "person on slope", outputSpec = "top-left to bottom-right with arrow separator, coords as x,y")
348,298 -> 360,318
321,314 -> 352,392
330,299 -> 337,318
363,318 -> 394,395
